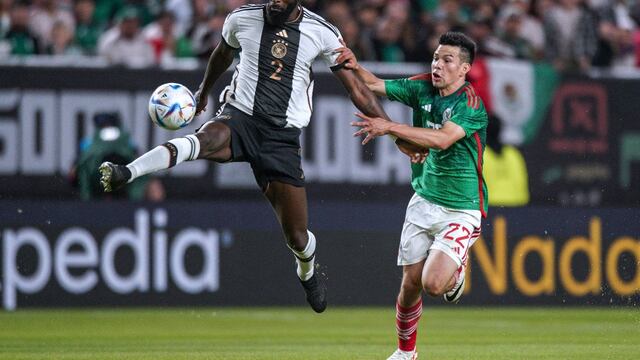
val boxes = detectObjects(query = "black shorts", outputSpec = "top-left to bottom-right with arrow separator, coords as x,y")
213,105 -> 304,190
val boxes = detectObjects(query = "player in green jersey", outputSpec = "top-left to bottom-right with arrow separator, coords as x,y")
337,32 -> 488,360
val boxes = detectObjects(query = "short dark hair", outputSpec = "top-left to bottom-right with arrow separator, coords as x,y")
438,31 -> 477,65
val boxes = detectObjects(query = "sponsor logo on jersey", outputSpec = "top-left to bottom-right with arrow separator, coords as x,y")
422,104 -> 432,112
276,29 -> 289,38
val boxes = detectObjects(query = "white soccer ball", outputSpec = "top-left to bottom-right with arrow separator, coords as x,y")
148,83 -> 196,130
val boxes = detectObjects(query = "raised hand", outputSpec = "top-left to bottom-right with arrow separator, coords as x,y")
334,39 -> 359,70
194,88 -> 208,115
351,112 -> 393,145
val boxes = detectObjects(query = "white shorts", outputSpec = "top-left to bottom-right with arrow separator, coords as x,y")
398,193 -> 482,267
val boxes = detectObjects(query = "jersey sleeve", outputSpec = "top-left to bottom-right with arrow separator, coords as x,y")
319,25 -> 344,70
221,11 -> 240,49
384,78 -> 419,108
448,97 -> 488,138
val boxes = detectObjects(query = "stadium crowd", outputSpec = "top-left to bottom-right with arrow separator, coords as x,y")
1,0 -> 639,71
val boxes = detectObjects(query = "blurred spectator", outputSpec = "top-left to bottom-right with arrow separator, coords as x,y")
354,3 -> 379,60
165,0 -> 192,37
97,6 -> 154,67
74,0 -> 102,55
499,0 -> 545,59
468,15 -> 515,58
474,1 -> 496,20
0,0 -> 11,38
144,178 -> 166,202
483,114 -> 530,207
127,0 -> 158,26
71,112 -> 149,200
3,0 -> 640,73
143,10 -> 192,65
93,0 -> 124,27
93,0 -> 158,27
3,1 -> 40,55
498,6 -> 534,59
543,0 -> 598,72
434,0 -> 468,28
636,28 -> 640,68
29,0 -> 75,52
372,1 -> 412,62
187,4 -> 224,59
324,0 -> 351,26
45,20 -> 81,55
426,16 -> 454,55
592,0 -> 637,69
373,15 -> 406,62
340,17 -> 376,61
417,0 -> 440,13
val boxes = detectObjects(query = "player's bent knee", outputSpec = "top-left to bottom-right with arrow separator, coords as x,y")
195,123 -> 231,160
422,277 -> 448,297
400,280 -> 422,297
284,229 -> 308,252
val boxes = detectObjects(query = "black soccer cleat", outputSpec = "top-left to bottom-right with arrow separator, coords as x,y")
300,273 -> 327,313
99,162 -> 131,192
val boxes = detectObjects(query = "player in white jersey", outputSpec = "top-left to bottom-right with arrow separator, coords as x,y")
99,0 -> 424,313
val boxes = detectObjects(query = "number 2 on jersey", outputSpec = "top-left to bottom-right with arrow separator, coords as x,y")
270,60 -> 283,81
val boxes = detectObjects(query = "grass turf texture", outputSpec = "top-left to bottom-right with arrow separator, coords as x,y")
0,307 -> 638,359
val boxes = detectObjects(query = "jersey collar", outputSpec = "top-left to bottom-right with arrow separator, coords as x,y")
262,5 -> 304,25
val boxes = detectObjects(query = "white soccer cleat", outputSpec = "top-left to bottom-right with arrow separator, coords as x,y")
387,349 -> 418,360
444,262 -> 466,303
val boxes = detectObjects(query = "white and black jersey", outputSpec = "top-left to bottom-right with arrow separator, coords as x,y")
221,4 -> 343,128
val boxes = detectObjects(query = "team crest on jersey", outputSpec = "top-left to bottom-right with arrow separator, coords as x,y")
443,108 -> 452,123
271,39 -> 288,59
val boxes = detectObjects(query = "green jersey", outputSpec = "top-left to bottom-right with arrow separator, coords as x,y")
385,73 -> 489,216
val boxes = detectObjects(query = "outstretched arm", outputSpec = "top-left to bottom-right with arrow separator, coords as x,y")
194,39 -> 237,114
334,68 -> 427,163
335,41 -> 386,96
352,113 -> 466,149
333,43 -> 428,162
333,67 -> 390,120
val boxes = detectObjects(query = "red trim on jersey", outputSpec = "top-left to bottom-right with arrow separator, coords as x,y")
468,86 -> 479,109
408,73 -> 432,81
473,132 -> 487,218
460,84 -> 480,110
464,87 -> 473,108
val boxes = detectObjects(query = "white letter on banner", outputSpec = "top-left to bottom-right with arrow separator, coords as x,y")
0,89 -> 19,174
20,91 -> 57,174
101,209 -> 150,294
153,209 -> 168,292
308,96 -> 350,182
55,228 -> 98,294
171,229 -> 219,293
2,229 -> 52,311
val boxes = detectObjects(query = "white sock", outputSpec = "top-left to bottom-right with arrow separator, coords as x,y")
127,135 -> 200,182
289,230 -> 316,281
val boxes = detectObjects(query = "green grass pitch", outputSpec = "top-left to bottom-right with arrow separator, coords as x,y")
0,307 -> 638,359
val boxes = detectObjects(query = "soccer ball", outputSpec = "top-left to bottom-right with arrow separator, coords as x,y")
148,83 -> 196,130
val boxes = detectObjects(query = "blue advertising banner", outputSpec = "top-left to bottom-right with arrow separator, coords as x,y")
1,201 -> 638,310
